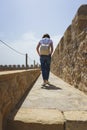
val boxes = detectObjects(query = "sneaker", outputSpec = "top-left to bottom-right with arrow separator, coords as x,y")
42,82 -> 46,86
46,80 -> 50,85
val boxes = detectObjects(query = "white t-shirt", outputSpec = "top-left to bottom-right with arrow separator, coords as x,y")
39,38 -> 53,45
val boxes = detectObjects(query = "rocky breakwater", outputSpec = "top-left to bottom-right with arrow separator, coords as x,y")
51,5 -> 87,93
0,69 -> 40,130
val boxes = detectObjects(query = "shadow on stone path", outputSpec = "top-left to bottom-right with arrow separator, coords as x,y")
41,84 -> 62,90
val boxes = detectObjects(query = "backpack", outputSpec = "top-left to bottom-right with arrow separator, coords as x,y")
40,43 -> 50,55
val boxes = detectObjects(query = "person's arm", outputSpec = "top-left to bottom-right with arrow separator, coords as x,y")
36,42 -> 41,56
50,42 -> 53,56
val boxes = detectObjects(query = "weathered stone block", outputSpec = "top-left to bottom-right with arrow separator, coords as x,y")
0,69 -> 40,130
7,108 -> 65,130
0,112 -> 2,130
51,4 -> 87,94
64,111 -> 87,130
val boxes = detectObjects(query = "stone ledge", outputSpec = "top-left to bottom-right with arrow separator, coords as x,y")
0,69 -> 40,130
7,108 -> 65,130
0,69 -> 39,76
64,111 -> 87,130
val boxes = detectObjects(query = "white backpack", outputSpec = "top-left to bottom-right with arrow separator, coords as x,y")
40,38 -> 51,55
40,43 -> 50,55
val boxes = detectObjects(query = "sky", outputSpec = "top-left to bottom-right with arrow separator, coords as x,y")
0,0 -> 87,66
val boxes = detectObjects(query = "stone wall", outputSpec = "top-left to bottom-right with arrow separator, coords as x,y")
0,69 -> 40,130
0,64 -> 40,71
51,5 -> 87,93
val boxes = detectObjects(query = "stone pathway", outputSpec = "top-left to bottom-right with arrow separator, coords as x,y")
7,73 -> 87,130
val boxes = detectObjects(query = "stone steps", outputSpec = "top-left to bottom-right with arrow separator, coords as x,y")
7,73 -> 87,130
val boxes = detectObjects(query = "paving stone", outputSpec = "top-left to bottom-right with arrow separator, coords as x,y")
21,73 -> 87,111
64,111 -> 87,130
7,108 -> 65,130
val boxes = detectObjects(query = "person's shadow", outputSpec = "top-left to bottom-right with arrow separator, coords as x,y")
41,84 -> 62,90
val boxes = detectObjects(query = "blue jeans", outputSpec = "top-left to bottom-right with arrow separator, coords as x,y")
40,55 -> 51,80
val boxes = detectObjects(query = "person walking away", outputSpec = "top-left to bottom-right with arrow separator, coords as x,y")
36,34 -> 53,86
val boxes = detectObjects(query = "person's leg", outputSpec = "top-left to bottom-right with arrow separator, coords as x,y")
40,55 -> 51,85
45,55 -> 51,81
40,56 -> 47,84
